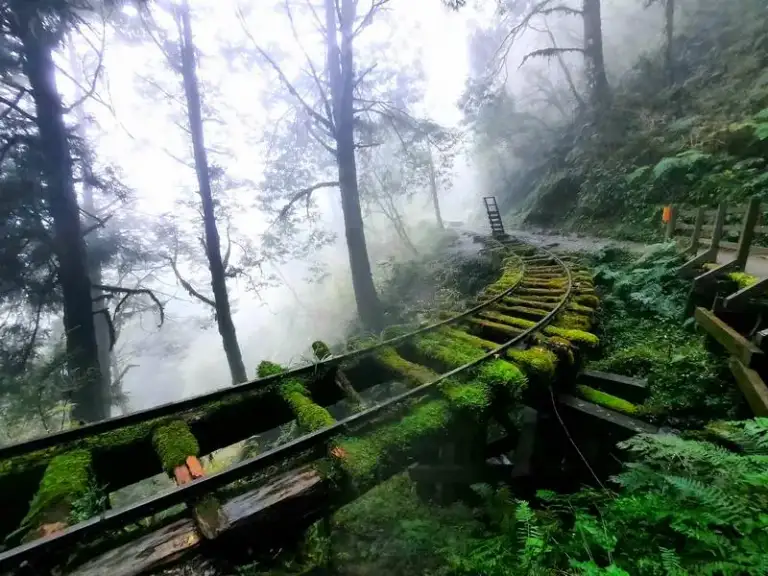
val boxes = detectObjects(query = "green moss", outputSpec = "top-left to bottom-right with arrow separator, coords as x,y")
467,317 -> 524,338
494,303 -> 548,318
374,347 -> 438,386
414,335 -> 527,392
517,287 -> 567,297
152,421 -> 200,473
337,399 -> 451,485
264,360 -> 336,433
504,297 -> 556,311
21,449 -> 93,529
727,271 -> 758,289
554,312 -> 592,331
438,327 -> 497,351
257,360 -> 284,377
283,390 -> 335,432
440,380 -> 492,412
544,326 -> 599,347
507,346 -> 557,380
479,310 -> 536,329
574,294 -> 600,308
567,302 -> 596,315
522,278 -> 568,288
577,385 -> 638,415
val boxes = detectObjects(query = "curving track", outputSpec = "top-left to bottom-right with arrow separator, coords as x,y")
0,233 -> 598,573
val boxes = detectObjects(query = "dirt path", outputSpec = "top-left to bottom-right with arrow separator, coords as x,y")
516,230 -> 768,279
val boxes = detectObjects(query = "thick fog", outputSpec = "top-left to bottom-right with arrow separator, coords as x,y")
58,0 -> 675,413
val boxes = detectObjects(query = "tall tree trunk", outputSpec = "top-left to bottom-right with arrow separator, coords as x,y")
325,0 -> 384,332
69,42 -> 113,418
178,0 -> 247,383
16,10 -> 105,422
582,0 -> 610,108
665,0 -> 676,85
427,145 -> 444,230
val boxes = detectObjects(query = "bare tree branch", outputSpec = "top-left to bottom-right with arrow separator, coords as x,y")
0,89 -> 26,122
64,17 -> 107,113
0,94 -> 35,122
352,0 -> 389,37
222,220 -> 232,273
168,255 -> 216,308
94,284 -> 166,327
520,47 -> 584,68
237,8 -> 334,132
82,213 -> 114,237
284,0 -> 335,133
306,120 -> 338,156
277,181 -> 339,221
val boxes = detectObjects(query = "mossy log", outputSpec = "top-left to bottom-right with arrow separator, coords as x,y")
13,449 -> 95,544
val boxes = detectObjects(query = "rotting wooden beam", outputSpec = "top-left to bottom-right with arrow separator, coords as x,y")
693,260 -> 741,285
729,357 -> 768,417
694,307 -> 764,367
69,466 -> 326,576
723,278 -> 768,310
557,395 -> 658,437
577,370 -> 648,404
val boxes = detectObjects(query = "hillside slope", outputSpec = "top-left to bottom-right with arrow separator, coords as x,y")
506,0 -> 768,242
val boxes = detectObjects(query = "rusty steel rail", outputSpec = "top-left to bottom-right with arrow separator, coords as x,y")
0,237 -> 574,570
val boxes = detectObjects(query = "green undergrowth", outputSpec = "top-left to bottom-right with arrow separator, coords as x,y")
589,244 -> 747,425
512,0 -> 768,244
242,418 -> 768,576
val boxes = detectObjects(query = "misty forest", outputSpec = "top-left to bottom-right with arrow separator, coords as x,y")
1,0 -> 768,574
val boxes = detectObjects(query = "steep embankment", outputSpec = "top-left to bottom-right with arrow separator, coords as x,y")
511,0 -> 768,242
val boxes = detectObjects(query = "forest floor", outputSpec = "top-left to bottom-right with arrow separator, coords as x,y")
517,228 -> 768,279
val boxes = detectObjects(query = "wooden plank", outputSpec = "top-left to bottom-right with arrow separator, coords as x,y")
578,370 -> 649,404
222,465 -> 327,530
693,260 -> 741,285
698,239 -> 768,255
729,358 -> 768,417
678,223 -> 744,234
557,395 -> 658,437
69,466 -> 327,576
678,250 -> 716,273
723,278 -> 768,310
694,307 -> 763,367
736,197 -> 761,269
69,519 -> 200,576
686,206 -> 706,256
709,203 -> 727,256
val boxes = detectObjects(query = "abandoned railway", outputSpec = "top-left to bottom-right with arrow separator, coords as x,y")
4,196 -> 768,576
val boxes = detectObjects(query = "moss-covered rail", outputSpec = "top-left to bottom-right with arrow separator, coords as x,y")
0,234 -> 600,575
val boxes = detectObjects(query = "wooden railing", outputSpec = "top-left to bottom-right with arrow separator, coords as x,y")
665,197 -> 768,263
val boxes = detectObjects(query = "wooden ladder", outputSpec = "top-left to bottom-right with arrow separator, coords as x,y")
483,196 -> 506,237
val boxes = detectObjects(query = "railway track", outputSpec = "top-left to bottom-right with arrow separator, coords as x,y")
0,233 -> 600,575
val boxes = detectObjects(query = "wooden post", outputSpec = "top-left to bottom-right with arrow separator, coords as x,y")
688,206 -> 706,256
707,203 -> 727,257
736,197 -> 760,270
664,205 -> 677,241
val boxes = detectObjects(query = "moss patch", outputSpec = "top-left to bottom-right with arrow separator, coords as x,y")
153,421 -> 200,473
337,399 -> 451,486
21,449 -> 93,529
727,271 -> 758,289
577,385 -> 638,415
507,346 -> 557,380
374,347 -> 438,386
